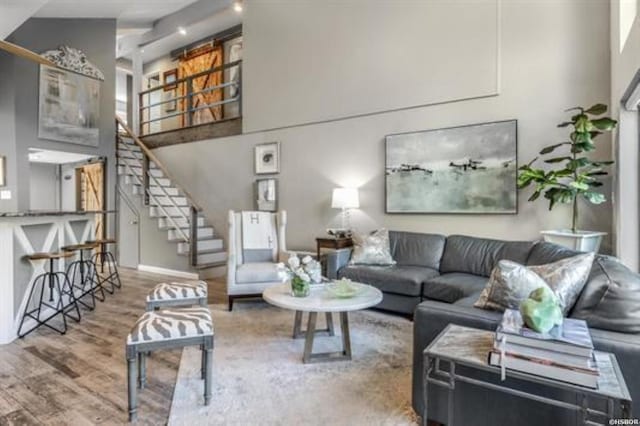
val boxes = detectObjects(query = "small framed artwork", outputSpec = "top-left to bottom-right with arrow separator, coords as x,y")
0,156 -> 5,186
254,142 -> 280,174
255,178 -> 277,211
163,69 -> 178,91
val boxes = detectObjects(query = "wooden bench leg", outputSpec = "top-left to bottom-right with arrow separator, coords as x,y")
204,347 -> 213,405
127,352 -> 138,422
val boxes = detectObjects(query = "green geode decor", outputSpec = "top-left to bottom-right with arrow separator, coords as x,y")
519,286 -> 563,333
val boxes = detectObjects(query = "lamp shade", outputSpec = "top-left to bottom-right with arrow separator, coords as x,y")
331,187 -> 359,209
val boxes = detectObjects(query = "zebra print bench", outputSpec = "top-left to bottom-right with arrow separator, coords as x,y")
145,280 -> 208,311
125,307 -> 214,421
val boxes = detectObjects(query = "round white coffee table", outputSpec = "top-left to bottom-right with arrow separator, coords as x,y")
263,282 -> 383,363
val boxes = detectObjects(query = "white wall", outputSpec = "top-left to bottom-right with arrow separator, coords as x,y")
611,0 -> 640,271
243,0 -> 500,132
154,0 -> 612,252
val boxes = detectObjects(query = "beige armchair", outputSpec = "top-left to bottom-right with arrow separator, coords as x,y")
227,210 -> 287,310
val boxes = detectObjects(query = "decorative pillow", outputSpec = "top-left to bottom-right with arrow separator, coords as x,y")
350,228 -> 396,266
475,253 -> 595,314
571,256 -> 640,334
528,253 -> 595,315
474,260 -> 551,311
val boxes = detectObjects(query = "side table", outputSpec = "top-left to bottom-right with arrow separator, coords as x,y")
423,324 -> 632,426
316,237 -> 353,260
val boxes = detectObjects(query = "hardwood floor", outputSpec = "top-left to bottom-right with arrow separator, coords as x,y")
0,268 -> 226,425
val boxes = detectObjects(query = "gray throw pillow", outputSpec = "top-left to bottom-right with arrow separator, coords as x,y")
474,260 -> 551,311
350,228 -> 396,266
475,253 -> 595,314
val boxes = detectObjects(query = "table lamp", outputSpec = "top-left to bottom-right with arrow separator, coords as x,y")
331,187 -> 359,234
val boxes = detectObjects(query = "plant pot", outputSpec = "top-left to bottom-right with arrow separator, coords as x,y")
290,277 -> 310,297
540,230 -> 607,253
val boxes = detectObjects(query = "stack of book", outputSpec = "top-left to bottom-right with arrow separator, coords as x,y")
488,309 -> 599,388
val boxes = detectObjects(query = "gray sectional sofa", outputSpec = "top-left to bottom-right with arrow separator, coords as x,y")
326,231 -> 640,425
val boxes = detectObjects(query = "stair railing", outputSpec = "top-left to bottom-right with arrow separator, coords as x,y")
116,116 -> 200,266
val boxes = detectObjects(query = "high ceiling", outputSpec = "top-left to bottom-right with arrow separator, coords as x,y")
33,0 -> 200,28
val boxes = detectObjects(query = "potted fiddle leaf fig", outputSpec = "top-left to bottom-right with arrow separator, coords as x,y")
518,103 -> 617,252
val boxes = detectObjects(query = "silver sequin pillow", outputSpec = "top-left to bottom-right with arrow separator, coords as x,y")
475,253 -> 595,314
350,228 -> 396,266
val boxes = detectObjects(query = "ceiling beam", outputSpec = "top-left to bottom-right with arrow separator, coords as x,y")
0,40 -> 55,66
117,0 -> 233,58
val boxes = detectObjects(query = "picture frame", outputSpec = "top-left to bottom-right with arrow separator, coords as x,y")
163,69 -> 178,91
0,156 -> 6,187
254,142 -> 280,174
385,120 -> 518,214
255,178 -> 277,211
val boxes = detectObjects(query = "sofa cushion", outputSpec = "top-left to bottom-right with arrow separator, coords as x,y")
440,235 -> 535,277
389,231 -> 446,270
526,241 -> 582,266
350,228 -> 396,266
339,265 -> 439,297
422,273 -> 488,303
236,262 -> 281,284
571,256 -> 640,333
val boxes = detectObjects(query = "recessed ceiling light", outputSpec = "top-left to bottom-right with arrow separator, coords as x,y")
178,27 -> 187,36
233,1 -> 243,12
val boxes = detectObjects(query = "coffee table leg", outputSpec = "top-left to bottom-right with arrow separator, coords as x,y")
326,312 -> 335,336
293,310 -> 303,338
303,312 -> 318,363
340,312 -> 352,359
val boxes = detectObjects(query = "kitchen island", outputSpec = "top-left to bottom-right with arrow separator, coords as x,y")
0,210 -> 114,344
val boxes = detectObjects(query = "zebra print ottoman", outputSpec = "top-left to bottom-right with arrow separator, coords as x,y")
145,280 -> 208,311
125,307 -> 214,421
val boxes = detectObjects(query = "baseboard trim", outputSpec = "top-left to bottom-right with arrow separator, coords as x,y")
137,264 -> 198,279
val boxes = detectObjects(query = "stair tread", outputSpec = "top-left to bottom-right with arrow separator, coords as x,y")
178,248 -> 225,255
194,261 -> 227,270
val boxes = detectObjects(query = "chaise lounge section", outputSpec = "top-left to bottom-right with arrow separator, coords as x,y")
326,232 -> 640,424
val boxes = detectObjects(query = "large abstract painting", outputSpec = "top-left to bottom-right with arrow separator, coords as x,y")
386,120 -> 517,214
38,65 -> 100,146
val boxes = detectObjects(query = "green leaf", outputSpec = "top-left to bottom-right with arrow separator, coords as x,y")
585,104 -> 607,115
528,191 -> 541,202
588,181 -> 604,187
569,181 -> 589,191
568,157 -> 591,170
557,121 -> 572,128
572,141 -> 596,153
539,143 -> 568,155
583,191 -> 606,204
586,171 -> 608,176
544,156 -> 572,164
591,117 -> 617,130
591,160 -> 614,167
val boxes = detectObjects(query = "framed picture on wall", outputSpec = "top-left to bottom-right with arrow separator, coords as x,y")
385,120 -> 518,214
255,178 -> 277,211
254,142 -> 280,174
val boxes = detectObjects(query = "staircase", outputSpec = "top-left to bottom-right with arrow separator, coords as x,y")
116,117 -> 226,277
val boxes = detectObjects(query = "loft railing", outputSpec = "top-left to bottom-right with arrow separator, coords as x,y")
138,60 -> 242,136
116,116 -> 200,266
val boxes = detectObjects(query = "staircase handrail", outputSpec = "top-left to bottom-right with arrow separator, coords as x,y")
116,116 -> 202,212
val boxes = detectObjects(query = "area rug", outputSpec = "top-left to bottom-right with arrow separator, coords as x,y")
168,302 -> 418,425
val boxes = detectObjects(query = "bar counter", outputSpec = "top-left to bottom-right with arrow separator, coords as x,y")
0,210 -> 114,344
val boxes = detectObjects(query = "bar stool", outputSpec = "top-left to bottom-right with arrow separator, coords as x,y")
17,251 -> 81,338
62,242 -> 105,310
87,238 -> 122,294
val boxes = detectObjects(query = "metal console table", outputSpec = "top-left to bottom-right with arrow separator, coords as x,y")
423,324 -> 632,426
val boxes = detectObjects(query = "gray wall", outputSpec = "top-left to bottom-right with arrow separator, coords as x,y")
0,52 -> 19,212
242,0 -> 499,132
3,18 -> 117,219
29,162 -> 58,210
154,0 -> 613,253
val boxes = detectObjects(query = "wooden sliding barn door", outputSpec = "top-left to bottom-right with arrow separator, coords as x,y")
76,162 -> 104,241
179,44 -> 223,126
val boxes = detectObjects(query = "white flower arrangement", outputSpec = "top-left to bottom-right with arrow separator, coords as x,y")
277,254 -> 322,284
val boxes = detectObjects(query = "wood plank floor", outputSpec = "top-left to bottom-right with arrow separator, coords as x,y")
0,268 -> 226,425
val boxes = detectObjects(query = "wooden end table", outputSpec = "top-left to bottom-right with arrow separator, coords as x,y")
316,237 -> 353,260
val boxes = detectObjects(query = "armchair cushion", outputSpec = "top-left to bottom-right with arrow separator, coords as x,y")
236,262 -> 282,284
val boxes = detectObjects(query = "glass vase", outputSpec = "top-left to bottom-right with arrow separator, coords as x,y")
291,276 -> 310,297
